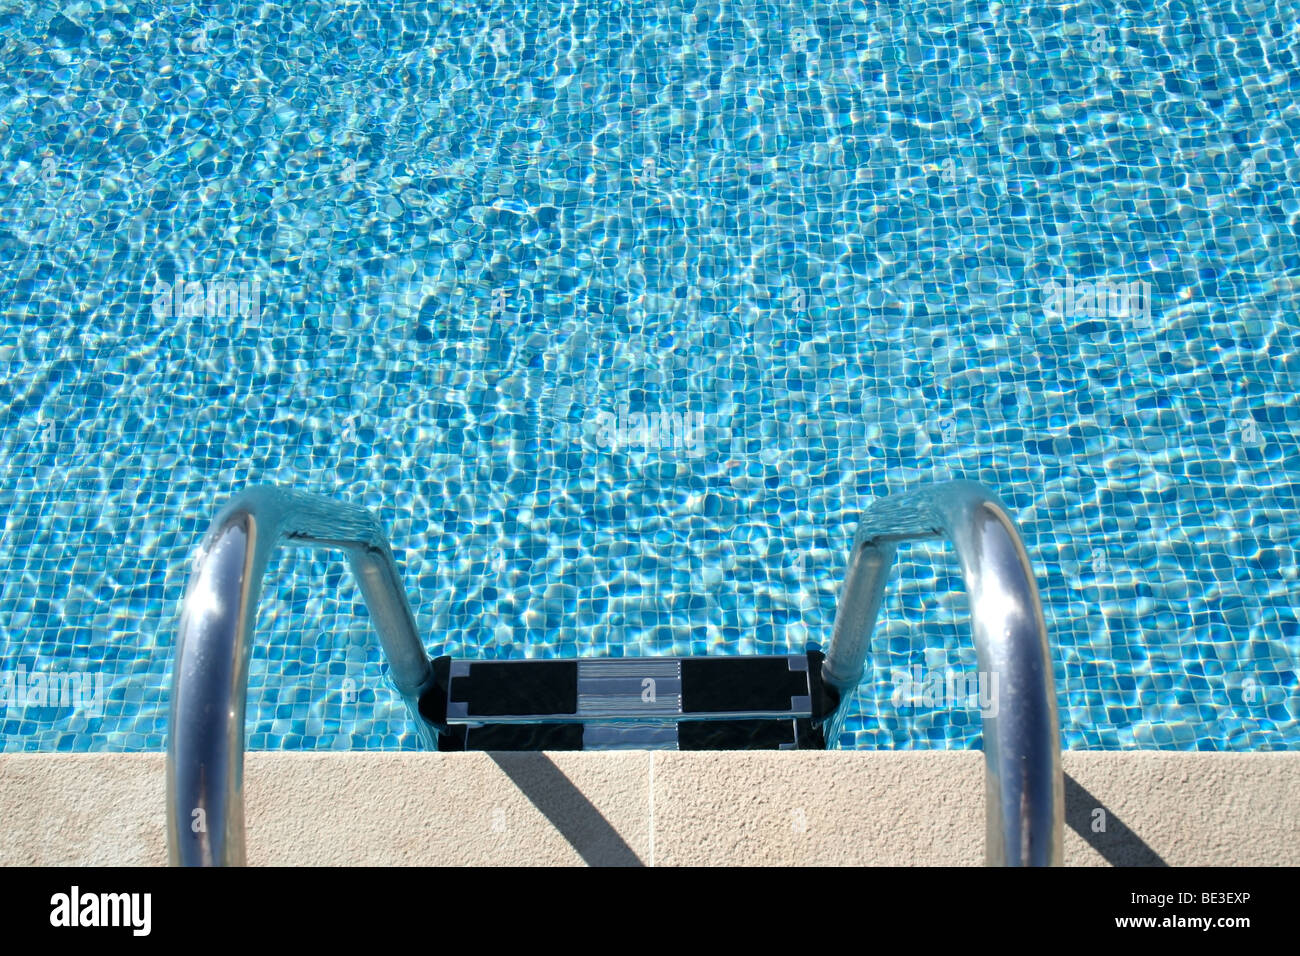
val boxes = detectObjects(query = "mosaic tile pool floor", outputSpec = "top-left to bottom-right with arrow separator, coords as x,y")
0,0 -> 1296,752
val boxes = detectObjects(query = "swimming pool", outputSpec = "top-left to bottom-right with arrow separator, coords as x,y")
1,0 -> 1296,753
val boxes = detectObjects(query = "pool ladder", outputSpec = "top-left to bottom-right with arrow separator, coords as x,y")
167,481 -> 1063,866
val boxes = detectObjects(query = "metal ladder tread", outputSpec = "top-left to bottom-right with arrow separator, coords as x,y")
418,651 -> 839,751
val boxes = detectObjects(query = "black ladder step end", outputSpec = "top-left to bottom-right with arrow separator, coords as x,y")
455,722 -> 585,752
450,660 -> 578,717
805,648 -> 840,723
679,654 -> 812,714
796,717 -> 827,750
678,717 -> 818,750
418,655 -> 453,733
435,724 -> 467,752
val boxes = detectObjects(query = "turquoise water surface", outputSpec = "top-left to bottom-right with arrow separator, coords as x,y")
0,0 -> 1296,752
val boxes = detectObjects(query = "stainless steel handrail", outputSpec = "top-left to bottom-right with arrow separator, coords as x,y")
166,486 -> 435,866
822,481 -> 1064,866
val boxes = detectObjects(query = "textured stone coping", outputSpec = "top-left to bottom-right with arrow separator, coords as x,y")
1,751 -> 1294,866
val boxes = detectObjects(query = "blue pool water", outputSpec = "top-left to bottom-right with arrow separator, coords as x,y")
0,1 -> 1296,753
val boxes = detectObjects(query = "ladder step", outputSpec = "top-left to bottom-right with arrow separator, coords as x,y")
433,717 -> 825,752
418,651 -> 837,751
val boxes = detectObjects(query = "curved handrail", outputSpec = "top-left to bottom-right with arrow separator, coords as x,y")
822,481 -> 1063,866
166,486 -> 435,866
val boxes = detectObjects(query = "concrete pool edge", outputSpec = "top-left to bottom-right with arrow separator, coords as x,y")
1,751 -> 1295,866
